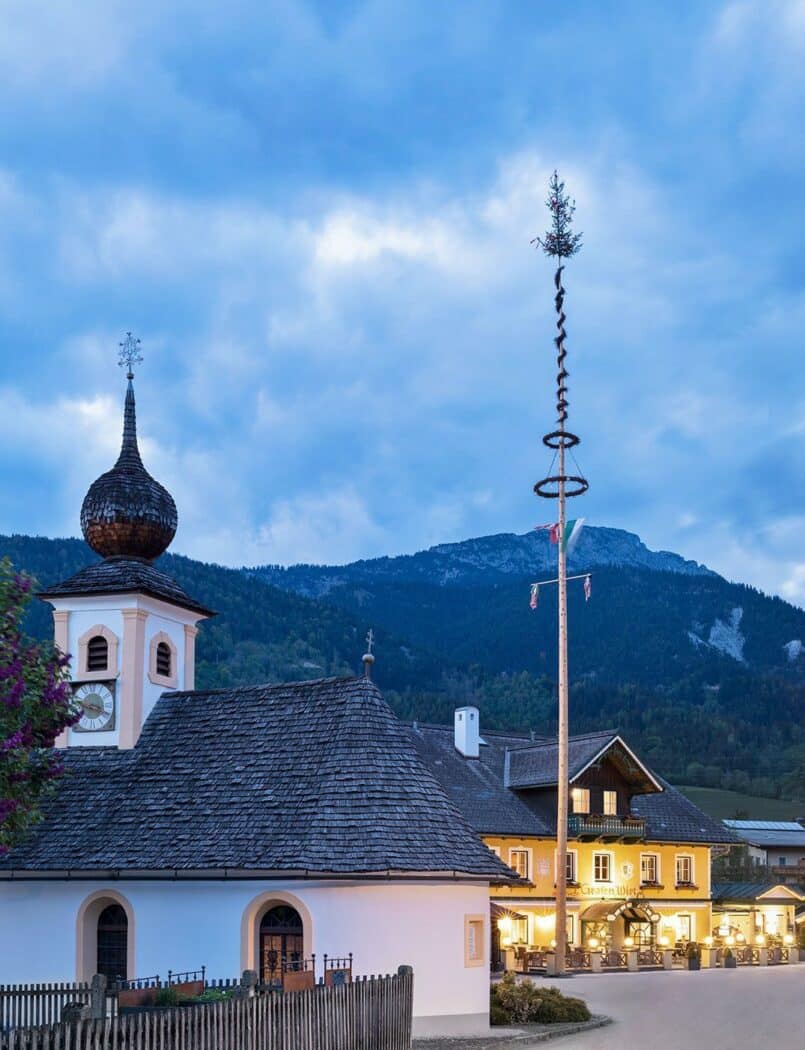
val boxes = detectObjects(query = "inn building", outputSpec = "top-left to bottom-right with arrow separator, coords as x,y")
409,707 -> 738,960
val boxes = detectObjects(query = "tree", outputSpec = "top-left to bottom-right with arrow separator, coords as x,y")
1,559 -> 78,853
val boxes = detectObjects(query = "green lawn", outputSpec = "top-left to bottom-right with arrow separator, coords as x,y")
676,785 -> 805,821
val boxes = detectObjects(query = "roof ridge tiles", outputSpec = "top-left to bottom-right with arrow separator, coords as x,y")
168,673 -> 366,700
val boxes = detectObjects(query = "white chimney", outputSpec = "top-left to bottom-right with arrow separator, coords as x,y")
454,706 -> 480,758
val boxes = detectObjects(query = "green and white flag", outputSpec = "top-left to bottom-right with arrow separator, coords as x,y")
562,518 -> 585,554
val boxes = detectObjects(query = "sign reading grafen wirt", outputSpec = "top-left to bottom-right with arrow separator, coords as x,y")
568,884 -> 641,899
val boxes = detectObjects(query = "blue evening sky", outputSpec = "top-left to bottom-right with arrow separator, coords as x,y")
1,1 -> 804,603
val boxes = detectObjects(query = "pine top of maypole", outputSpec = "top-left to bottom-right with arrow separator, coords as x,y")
533,171 -> 583,260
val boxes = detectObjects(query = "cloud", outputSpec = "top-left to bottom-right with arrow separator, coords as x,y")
0,1 -> 803,609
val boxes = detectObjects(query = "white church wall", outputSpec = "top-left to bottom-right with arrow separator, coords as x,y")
0,878 -> 491,1034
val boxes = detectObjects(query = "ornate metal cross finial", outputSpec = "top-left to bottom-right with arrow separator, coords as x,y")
118,332 -> 143,379
362,628 -> 376,679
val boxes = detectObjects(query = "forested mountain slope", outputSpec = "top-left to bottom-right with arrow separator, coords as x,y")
3,529 -> 803,801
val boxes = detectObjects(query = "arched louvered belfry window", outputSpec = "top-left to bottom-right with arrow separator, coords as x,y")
86,635 -> 109,672
97,904 -> 128,981
156,641 -> 172,678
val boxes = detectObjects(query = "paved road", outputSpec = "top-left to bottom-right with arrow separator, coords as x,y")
548,966 -> 805,1049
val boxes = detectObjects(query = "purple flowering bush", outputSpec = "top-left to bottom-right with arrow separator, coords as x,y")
1,558 -> 79,854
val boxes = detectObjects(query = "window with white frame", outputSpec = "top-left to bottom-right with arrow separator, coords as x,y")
593,852 -> 612,882
512,917 -> 528,943
566,850 -> 577,883
603,790 -> 617,816
641,853 -> 659,885
676,854 -> 693,886
509,848 -> 530,880
571,787 -> 590,814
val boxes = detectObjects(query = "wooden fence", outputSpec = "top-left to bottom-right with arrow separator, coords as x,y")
0,984 -> 92,1031
0,970 -> 413,1050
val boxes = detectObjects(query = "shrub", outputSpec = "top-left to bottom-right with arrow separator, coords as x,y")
154,987 -> 180,1007
191,988 -> 232,1003
490,974 -> 590,1026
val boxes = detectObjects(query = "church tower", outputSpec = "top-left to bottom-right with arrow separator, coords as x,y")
41,335 -> 213,749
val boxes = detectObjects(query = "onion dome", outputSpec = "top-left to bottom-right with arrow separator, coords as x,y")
80,372 -> 177,561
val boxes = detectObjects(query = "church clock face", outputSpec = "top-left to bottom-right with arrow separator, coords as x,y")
73,682 -> 116,733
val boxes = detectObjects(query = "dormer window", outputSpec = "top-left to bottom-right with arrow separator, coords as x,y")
86,635 -> 109,672
156,642 -> 172,678
571,787 -> 590,814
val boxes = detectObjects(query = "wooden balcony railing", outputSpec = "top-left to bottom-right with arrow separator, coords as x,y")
568,814 -> 646,840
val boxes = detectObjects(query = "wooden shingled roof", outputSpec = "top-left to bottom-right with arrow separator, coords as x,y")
1,676 -> 513,881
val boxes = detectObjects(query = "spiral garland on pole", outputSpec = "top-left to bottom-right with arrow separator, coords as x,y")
533,171 -> 588,500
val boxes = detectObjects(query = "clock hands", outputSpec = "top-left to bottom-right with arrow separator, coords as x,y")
81,697 -> 105,718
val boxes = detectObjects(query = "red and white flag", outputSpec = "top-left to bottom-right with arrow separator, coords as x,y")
529,583 -> 540,610
584,574 -> 592,602
535,522 -> 561,544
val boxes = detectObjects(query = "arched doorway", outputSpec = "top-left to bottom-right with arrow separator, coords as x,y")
97,903 -> 129,981
260,905 -> 303,982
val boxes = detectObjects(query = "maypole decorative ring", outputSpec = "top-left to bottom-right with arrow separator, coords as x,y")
534,474 -> 589,499
542,430 -> 580,450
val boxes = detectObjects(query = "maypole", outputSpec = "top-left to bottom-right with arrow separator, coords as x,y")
533,172 -> 587,976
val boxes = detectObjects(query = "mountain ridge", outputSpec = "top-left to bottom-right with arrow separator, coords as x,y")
250,525 -> 714,597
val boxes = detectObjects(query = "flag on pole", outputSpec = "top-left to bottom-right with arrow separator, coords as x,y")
529,583 -> 540,610
584,574 -> 592,602
563,518 -> 586,554
536,519 -> 584,550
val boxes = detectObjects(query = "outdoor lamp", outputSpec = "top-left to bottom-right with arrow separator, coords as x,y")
736,933 -> 745,943
755,934 -> 765,946
588,937 -> 599,949
784,934 -> 794,945
550,939 -> 557,949
623,936 -> 634,948
726,935 -> 735,946
703,936 -> 713,947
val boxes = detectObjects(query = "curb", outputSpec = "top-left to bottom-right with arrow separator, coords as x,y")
413,1014 -> 613,1049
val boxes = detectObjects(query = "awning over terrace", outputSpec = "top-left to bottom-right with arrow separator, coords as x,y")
581,900 -> 661,923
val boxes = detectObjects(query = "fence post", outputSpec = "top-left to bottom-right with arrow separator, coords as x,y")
90,974 -> 107,1019
240,971 -> 258,999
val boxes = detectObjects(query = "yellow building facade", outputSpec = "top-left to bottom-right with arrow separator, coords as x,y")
486,836 -> 712,949
408,710 -> 740,960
